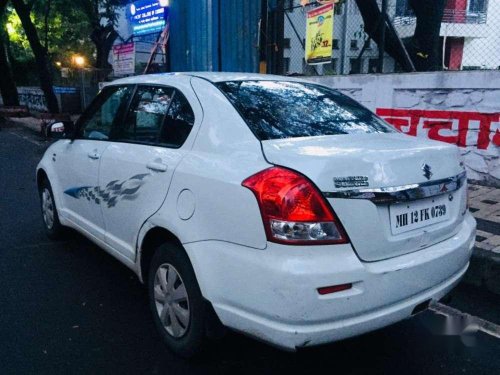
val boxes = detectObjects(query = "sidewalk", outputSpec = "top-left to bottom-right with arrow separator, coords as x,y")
6,116 -> 41,133
465,184 -> 500,295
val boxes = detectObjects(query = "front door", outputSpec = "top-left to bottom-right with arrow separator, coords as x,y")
98,85 -> 198,260
57,85 -> 133,239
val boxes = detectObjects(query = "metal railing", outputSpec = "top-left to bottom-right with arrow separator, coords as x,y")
442,9 -> 487,24
394,9 -> 488,27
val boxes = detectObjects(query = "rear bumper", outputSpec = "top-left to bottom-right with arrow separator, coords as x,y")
185,213 -> 476,350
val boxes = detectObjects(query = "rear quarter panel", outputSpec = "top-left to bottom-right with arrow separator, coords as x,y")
147,77 -> 270,249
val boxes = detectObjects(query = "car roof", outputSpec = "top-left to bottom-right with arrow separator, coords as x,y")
109,72 -> 312,86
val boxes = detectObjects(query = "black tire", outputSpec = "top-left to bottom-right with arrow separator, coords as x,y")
148,242 -> 207,358
39,178 -> 64,240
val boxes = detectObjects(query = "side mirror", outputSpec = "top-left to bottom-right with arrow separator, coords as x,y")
46,121 -> 75,140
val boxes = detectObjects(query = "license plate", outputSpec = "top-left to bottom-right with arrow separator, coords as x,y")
390,195 -> 450,235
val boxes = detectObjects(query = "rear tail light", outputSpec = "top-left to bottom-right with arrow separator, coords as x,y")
242,166 -> 348,245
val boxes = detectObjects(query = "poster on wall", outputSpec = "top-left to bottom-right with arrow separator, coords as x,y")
112,42 -> 136,76
305,3 -> 334,65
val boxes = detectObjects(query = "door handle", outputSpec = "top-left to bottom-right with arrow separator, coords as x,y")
88,151 -> 100,160
146,161 -> 168,172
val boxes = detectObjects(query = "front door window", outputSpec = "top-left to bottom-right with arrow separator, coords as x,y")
78,86 -> 133,141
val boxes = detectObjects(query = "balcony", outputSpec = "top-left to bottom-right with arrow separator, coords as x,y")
442,9 -> 487,24
393,8 -> 489,39
393,9 -> 487,26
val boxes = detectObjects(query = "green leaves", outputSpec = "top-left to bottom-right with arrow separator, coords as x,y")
5,0 -> 127,67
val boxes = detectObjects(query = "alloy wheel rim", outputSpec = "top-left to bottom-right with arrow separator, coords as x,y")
42,188 -> 55,230
153,263 -> 190,338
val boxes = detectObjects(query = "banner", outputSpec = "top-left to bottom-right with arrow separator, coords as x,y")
112,42 -> 136,76
305,3 -> 334,65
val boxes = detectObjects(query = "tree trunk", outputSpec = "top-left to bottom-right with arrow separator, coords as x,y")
409,0 -> 446,71
91,24 -> 118,71
355,0 -> 446,72
354,0 -> 414,72
12,0 -> 59,113
0,2 -> 19,106
0,34 -> 19,106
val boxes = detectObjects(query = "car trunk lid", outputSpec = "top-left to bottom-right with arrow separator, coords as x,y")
261,133 -> 467,261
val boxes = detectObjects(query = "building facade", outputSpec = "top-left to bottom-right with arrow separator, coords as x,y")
283,0 -> 499,75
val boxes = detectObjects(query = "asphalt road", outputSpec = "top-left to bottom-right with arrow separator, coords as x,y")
1,124 -> 499,375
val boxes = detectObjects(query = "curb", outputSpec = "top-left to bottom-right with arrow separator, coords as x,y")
463,247 -> 500,295
6,116 -> 42,133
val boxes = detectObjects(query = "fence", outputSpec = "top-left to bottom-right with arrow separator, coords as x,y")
306,70 -> 500,186
274,0 -> 500,76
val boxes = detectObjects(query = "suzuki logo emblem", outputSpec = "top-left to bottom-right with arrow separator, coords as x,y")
422,164 -> 433,180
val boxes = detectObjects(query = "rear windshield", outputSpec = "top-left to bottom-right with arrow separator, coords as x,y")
216,80 -> 395,141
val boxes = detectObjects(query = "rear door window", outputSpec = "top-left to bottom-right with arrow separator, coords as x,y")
159,90 -> 195,147
115,86 -> 194,148
118,86 -> 174,143
217,80 -> 395,141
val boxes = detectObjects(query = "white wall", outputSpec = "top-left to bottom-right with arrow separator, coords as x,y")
308,70 -> 500,186
462,0 -> 500,69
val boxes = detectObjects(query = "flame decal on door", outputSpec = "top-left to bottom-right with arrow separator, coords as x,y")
64,173 -> 150,208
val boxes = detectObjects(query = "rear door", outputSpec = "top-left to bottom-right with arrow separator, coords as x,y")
98,84 -> 198,261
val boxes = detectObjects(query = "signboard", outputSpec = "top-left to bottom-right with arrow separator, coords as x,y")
129,0 -> 168,36
53,86 -> 78,94
305,3 -> 334,65
112,42 -> 136,76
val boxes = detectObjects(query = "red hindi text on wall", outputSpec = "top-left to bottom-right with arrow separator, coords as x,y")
376,108 -> 500,150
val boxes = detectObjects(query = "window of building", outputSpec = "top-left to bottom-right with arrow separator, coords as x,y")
368,58 -> 379,73
330,58 -> 338,74
283,38 -> 291,49
468,0 -> 487,13
395,0 -> 414,17
350,58 -> 361,74
334,3 -> 343,15
350,39 -> 358,50
332,39 -> 339,50
283,57 -> 291,73
285,0 -> 294,11
302,58 -> 316,75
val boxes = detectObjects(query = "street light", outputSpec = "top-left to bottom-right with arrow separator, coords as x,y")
72,54 -> 87,111
73,55 -> 86,67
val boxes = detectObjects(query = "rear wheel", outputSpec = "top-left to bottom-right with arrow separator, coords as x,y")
148,242 -> 207,358
39,179 -> 64,240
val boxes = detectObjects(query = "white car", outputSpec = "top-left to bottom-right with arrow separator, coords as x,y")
37,72 -> 476,357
